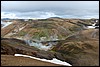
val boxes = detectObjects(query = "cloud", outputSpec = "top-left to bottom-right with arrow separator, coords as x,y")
1,11 -> 60,19
1,1 -> 99,19
1,1 -> 99,12
1,11 -> 99,19
1,12 -> 17,19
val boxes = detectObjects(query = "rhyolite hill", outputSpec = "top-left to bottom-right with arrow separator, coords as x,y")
1,18 -> 99,66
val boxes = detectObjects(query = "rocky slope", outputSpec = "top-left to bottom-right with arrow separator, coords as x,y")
1,38 -> 71,66
1,28 -> 99,66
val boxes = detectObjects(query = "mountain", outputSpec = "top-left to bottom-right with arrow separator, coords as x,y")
1,18 -> 99,66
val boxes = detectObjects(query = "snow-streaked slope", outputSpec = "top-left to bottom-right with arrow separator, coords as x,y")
15,54 -> 72,66
1,21 -> 13,28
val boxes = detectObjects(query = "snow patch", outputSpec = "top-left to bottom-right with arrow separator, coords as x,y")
15,54 -> 72,66
1,21 -> 13,28
87,26 -> 95,29
86,23 -> 99,29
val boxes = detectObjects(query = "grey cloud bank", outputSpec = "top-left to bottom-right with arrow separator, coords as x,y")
1,1 -> 99,19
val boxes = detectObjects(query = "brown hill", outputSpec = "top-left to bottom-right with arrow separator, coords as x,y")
52,29 -> 99,66
1,55 -> 62,66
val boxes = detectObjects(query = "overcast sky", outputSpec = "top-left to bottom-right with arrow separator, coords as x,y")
1,1 -> 99,19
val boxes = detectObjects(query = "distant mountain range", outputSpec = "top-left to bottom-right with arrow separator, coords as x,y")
1,18 -> 11,20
